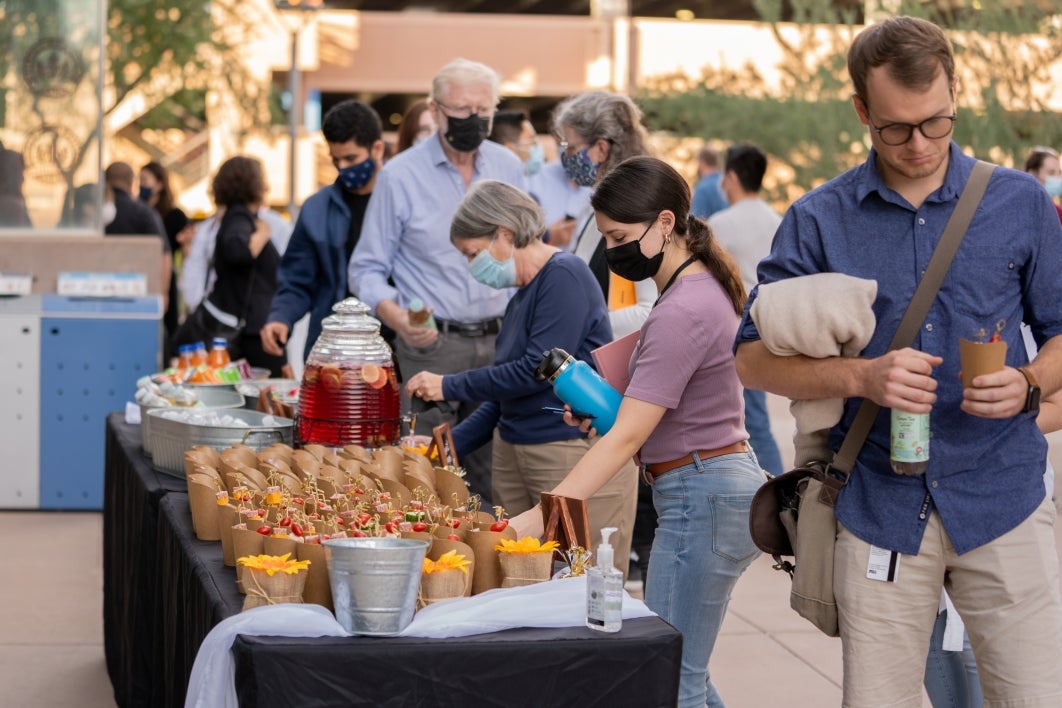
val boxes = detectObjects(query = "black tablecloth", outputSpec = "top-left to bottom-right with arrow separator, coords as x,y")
104,414 -> 683,708
233,618 -> 682,708
103,412 -> 189,707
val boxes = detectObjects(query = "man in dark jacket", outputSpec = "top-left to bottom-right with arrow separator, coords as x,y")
260,100 -> 385,362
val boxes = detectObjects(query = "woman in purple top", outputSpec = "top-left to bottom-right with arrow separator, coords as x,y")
512,156 -> 765,708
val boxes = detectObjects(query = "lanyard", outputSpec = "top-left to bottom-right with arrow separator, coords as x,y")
655,255 -> 699,305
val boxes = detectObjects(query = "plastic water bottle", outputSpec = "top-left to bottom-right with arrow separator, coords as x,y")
890,409 -> 929,475
208,337 -> 231,368
534,348 -> 622,435
192,341 -> 208,367
177,344 -> 195,371
407,297 -> 437,330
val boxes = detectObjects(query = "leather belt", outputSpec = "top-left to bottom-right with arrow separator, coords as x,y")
641,441 -> 750,483
435,317 -> 502,337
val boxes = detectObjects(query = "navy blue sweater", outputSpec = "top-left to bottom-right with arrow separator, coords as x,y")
445,252 -> 612,454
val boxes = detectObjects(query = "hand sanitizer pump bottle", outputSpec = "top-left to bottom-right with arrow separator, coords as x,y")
586,526 -> 623,633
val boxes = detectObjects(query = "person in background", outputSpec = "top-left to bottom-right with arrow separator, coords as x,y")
735,16 -> 1062,705
489,109 -> 544,177
691,144 -> 729,220
489,108 -> 592,248
181,207 -> 291,313
198,156 -> 285,376
348,58 -> 527,503
0,143 -> 32,227
261,99 -> 386,366
552,90 -> 657,339
394,99 -> 436,155
1023,145 -> 1062,223
104,162 -> 173,351
511,156 -> 761,707
708,143 -> 785,476
139,161 -> 188,359
138,162 -> 188,254
404,180 -> 636,577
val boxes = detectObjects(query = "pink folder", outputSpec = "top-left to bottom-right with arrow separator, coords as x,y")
590,330 -> 639,395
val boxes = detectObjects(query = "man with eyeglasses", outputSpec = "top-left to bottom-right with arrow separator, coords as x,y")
348,58 -> 526,501
735,16 -> 1062,706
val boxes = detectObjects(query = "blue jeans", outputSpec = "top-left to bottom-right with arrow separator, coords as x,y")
743,388 -> 783,476
924,610 -> 983,707
646,449 -> 764,707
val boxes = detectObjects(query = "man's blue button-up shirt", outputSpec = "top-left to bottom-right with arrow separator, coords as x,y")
736,143 -> 1062,555
348,134 -> 527,323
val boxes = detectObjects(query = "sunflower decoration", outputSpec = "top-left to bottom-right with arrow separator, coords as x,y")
494,538 -> 559,588
236,553 -> 312,610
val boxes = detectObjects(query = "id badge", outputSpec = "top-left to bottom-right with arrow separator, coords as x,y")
867,545 -> 900,582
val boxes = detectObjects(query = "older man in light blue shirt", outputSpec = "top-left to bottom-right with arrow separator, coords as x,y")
348,58 -> 526,500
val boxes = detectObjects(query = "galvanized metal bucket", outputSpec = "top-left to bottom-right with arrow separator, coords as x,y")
324,537 -> 429,636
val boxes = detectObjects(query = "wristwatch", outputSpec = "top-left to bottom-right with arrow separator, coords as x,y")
1017,367 -> 1041,415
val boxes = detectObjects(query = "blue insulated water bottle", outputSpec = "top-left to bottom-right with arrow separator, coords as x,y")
534,348 -> 622,435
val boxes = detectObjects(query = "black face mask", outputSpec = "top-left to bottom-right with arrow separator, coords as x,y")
604,221 -> 665,282
444,113 -> 490,152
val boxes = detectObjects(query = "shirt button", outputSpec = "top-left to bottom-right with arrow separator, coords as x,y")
925,323 -> 934,332
919,513 -> 927,520
918,218 -> 926,225
1008,262 -> 1015,269
931,481 -> 939,488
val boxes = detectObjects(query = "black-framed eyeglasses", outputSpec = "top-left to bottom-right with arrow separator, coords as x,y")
865,108 -> 957,146
435,100 -> 494,120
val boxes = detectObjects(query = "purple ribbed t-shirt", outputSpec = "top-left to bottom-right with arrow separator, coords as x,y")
624,272 -> 747,465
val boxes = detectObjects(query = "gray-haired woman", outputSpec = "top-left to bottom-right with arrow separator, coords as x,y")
552,90 -> 657,339
405,179 -> 638,576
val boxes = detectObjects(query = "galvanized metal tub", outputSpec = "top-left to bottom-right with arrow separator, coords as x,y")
139,388 -> 246,457
324,537 -> 429,636
147,408 -> 293,477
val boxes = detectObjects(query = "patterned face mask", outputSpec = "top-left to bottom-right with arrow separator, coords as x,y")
336,158 -> 375,191
561,147 -> 600,187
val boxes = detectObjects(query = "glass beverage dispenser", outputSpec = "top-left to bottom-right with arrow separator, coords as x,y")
296,298 -> 400,447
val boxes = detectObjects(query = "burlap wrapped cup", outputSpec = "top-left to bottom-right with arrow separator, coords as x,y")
498,551 -> 553,588
241,567 -> 308,611
418,569 -> 466,608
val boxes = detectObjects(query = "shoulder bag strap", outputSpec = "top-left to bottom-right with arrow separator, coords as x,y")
831,160 -> 996,478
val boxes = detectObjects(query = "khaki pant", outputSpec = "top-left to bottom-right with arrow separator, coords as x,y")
835,496 -> 1062,708
491,432 -> 638,579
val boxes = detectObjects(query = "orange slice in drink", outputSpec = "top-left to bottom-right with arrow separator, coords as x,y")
360,363 -> 387,389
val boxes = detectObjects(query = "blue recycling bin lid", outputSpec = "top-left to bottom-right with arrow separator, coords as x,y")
42,294 -> 162,318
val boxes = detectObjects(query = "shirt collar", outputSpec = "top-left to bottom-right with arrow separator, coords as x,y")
424,131 -> 483,175
854,141 -> 972,207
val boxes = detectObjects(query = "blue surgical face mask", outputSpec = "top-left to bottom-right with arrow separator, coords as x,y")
337,158 -> 375,191
524,143 -> 545,176
138,185 -> 153,202
560,147 -> 600,187
1045,175 -> 1062,198
467,237 -> 517,289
